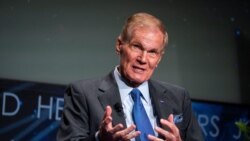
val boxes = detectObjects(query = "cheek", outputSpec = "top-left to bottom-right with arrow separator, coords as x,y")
149,59 -> 160,69
120,52 -> 133,69
123,52 -> 136,64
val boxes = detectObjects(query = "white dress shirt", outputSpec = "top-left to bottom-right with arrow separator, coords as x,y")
113,67 -> 158,140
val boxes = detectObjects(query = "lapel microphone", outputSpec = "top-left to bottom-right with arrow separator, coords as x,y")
114,103 -> 124,117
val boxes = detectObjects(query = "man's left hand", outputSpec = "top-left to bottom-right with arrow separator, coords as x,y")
148,114 -> 182,141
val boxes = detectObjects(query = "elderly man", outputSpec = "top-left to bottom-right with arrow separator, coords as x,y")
57,12 -> 204,141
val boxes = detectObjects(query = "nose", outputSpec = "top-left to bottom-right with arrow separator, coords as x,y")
137,51 -> 147,64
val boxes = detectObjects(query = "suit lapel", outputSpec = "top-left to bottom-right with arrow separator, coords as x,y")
97,72 -> 127,127
149,80 -> 173,131
96,73 -> 173,130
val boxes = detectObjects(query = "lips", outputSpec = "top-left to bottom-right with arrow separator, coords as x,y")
132,65 -> 146,73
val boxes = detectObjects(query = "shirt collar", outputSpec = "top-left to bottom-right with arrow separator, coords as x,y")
114,66 -> 150,103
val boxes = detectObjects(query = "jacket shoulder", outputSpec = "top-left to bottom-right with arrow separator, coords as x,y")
150,79 -> 187,93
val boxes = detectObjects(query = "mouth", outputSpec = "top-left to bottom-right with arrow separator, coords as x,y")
132,65 -> 146,73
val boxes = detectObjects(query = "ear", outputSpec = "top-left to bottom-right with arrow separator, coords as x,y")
115,36 -> 123,55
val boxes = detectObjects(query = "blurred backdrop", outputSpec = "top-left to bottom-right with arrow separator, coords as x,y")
0,0 -> 250,104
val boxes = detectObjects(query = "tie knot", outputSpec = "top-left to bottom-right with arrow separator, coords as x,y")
131,88 -> 141,102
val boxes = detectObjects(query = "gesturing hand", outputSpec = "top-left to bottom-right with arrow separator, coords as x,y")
98,106 -> 140,141
148,114 -> 182,141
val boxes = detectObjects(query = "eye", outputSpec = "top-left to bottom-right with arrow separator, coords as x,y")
148,50 -> 159,57
131,44 -> 142,51
132,44 -> 140,48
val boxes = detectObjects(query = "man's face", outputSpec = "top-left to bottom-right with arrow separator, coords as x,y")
116,27 -> 165,87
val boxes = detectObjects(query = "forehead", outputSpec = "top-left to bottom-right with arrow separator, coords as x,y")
129,26 -> 165,50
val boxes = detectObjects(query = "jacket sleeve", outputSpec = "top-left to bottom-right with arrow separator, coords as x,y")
57,83 -> 96,141
183,90 -> 204,141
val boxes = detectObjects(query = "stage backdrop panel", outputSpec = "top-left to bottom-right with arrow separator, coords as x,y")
0,78 -> 249,141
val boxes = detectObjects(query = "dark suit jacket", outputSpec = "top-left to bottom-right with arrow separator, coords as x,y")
57,71 -> 204,141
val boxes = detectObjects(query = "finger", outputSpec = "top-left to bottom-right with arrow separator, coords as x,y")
160,118 -> 179,136
116,124 -> 136,137
168,114 -> 174,123
103,105 -> 112,120
116,125 -> 140,140
148,134 -> 162,141
104,116 -> 113,129
100,106 -> 113,131
103,106 -> 113,126
125,130 -> 140,140
110,123 -> 124,134
99,116 -> 112,133
155,126 -> 174,140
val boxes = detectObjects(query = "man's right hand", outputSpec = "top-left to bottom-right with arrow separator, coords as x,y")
98,105 -> 140,141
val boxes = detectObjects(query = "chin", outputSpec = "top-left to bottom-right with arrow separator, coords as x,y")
130,77 -> 147,85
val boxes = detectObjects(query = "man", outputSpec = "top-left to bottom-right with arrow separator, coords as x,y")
57,12 -> 204,141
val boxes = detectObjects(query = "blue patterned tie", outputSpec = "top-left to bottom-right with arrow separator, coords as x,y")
131,88 -> 155,141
